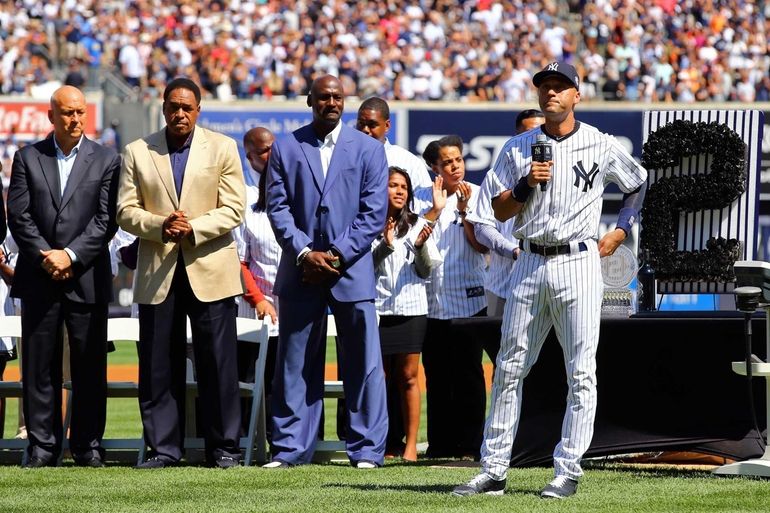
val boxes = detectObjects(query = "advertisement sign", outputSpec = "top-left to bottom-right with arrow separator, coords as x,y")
0,100 -> 100,140
196,107 -> 399,184
407,109 -> 643,185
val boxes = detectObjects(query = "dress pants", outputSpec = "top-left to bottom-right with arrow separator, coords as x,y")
271,293 -> 387,465
138,260 -> 241,463
21,297 -> 107,463
422,308 -> 487,458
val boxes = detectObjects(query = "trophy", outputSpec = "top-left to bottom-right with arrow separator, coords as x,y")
600,244 -> 637,317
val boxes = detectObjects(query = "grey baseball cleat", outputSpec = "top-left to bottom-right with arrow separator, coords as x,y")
452,473 -> 506,496
540,476 -> 579,499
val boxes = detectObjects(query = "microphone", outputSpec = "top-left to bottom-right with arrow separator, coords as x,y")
531,134 -> 553,191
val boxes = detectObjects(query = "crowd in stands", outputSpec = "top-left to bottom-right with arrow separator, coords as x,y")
1,0 -> 769,104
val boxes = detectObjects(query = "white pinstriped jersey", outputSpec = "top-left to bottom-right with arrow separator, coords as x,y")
235,184 -> 282,336
384,139 -> 433,191
493,122 -> 647,245
466,169 -> 517,298
415,184 -> 487,319
373,220 -> 433,316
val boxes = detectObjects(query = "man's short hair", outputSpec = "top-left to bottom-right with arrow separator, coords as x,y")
163,77 -> 201,104
359,97 -> 390,120
515,109 -> 545,131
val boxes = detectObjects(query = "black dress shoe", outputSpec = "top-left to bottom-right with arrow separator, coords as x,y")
211,456 -> 239,469
75,457 -> 105,468
23,456 -> 52,469
134,456 -> 174,469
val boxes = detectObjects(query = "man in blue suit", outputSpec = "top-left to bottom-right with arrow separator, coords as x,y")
265,75 -> 389,468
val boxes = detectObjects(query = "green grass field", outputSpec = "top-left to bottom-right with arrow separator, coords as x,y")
3,343 -> 770,512
0,461 -> 769,513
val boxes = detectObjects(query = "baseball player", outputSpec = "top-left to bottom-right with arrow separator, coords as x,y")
453,60 -> 647,499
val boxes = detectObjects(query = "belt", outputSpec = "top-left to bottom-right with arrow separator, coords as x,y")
520,240 -> 588,257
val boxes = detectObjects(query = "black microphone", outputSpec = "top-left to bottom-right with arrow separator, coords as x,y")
531,134 -> 553,191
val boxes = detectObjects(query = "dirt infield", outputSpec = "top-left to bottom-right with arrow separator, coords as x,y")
3,364 -> 496,391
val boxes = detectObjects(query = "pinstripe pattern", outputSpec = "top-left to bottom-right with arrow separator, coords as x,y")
373,221 -> 432,316
480,122 -> 647,481
384,139 -> 433,191
643,110 -> 761,294
414,184 -> 487,319
234,185 -> 281,336
495,123 -> 646,244
467,169 -> 517,298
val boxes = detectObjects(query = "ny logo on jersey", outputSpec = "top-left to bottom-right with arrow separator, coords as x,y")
547,62 -> 559,71
572,160 -> 600,192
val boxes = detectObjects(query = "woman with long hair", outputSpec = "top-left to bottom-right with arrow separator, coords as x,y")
372,166 -> 444,461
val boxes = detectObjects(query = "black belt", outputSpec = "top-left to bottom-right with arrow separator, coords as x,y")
520,240 -> 588,257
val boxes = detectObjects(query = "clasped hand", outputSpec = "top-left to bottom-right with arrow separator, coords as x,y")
40,249 -> 73,281
301,250 -> 340,285
163,210 -> 192,243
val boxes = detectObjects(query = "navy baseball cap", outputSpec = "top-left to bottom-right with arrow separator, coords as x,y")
533,61 -> 580,89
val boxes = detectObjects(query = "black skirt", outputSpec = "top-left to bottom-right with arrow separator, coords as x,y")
378,315 -> 427,356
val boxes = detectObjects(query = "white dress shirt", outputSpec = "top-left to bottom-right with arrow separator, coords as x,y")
318,122 -> 343,177
53,135 -> 84,263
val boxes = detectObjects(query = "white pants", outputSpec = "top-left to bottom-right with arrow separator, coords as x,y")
480,240 -> 603,480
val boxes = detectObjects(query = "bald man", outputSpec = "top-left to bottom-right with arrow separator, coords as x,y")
8,86 -> 121,467
266,75 -> 389,467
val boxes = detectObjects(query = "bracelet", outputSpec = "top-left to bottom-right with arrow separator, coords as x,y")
512,176 -> 533,203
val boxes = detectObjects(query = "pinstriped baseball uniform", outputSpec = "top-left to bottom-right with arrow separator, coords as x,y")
234,185 -> 282,337
466,168 -> 517,303
414,183 -> 488,456
414,184 -> 486,319
481,121 -> 647,480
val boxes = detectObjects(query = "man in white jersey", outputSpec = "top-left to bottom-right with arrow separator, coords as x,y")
356,97 -> 433,192
469,110 -> 545,318
454,61 -> 647,499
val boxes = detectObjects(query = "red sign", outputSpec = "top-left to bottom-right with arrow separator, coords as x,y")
0,101 -> 99,140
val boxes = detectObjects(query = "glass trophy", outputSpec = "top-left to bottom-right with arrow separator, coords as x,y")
600,244 -> 637,317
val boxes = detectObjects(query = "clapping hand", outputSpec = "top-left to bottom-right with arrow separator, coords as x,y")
432,175 -> 447,212
383,217 -> 396,246
414,222 -> 434,248
456,181 -> 472,210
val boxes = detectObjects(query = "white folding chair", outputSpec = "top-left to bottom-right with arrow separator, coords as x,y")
0,316 -> 26,459
63,317 -> 146,464
184,317 -> 270,465
315,314 -> 347,461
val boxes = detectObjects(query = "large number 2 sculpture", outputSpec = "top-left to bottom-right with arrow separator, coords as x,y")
639,120 -> 746,282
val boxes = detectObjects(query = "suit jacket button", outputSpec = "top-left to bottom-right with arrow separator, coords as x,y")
320,206 -> 329,214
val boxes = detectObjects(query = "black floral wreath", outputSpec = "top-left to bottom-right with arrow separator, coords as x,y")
639,120 -> 746,282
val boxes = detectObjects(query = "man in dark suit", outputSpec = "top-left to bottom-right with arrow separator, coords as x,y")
117,78 -> 246,469
7,85 -> 120,467
265,75 -> 389,468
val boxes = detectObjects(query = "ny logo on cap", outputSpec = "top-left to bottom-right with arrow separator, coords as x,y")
547,62 -> 559,71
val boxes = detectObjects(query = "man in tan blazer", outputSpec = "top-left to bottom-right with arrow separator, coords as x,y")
117,77 -> 246,469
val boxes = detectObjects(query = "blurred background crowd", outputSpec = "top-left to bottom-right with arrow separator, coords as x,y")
2,0 -> 769,185
1,0 -> 769,104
